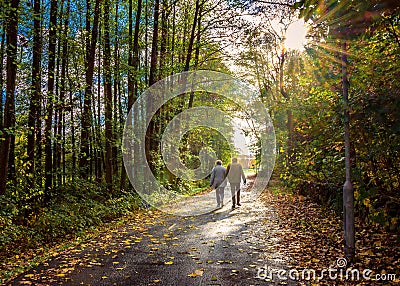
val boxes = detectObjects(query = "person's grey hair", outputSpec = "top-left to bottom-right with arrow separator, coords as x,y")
216,160 -> 222,165
232,157 -> 238,163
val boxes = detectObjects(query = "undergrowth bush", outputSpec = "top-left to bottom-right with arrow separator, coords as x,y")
0,180 -> 143,260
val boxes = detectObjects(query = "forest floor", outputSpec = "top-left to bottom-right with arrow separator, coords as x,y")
3,180 -> 400,286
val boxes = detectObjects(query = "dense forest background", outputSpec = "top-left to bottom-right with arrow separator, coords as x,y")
0,0 -> 399,271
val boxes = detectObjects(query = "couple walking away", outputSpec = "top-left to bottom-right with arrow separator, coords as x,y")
210,158 -> 246,209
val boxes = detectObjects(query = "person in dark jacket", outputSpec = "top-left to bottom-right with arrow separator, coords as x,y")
226,158 -> 246,209
210,160 -> 227,208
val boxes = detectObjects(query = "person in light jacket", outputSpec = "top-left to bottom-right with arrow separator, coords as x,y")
226,157 -> 246,209
210,160 -> 227,208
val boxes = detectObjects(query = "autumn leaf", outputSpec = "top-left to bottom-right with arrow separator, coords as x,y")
188,268 -> 204,277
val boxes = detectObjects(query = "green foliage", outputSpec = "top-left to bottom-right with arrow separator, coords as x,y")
0,180 -> 142,260
275,12 -> 400,230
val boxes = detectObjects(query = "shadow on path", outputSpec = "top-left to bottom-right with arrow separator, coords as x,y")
8,180 -> 297,286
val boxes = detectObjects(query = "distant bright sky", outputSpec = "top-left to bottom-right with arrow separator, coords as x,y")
285,18 -> 308,51
232,117 -> 252,156
226,16 -> 309,156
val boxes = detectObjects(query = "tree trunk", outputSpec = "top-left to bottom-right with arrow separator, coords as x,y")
112,1 -> 120,178
58,0 -> 70,185
144,0 -> 149,84
0,0 -> 20,195
122,0 -> 134,192
44,0 -> 58,199
80,0 -> 101,178
146,0 -> 160,174
159,3 -> 168,80
69,88 -> 76,180
104,0 -> 113,193
0,28 -> 5,131
279,47 -> 294,170
27,0 -> 42,188
149,0 -> 160,86
121,0 -> 142,191
170,4 -> 175,77
53,35 -> 61,187
95,39 -> 103,182
184,0 -> 200,74
342,41 -> 355,262
188,1 -> 202,109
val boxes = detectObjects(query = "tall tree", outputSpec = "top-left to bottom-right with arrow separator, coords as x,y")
146,0 -> 160,173
0,26 -> 5,131
184,0 -> 200,74
44,0 -> 58,198
27,0 -> 42,188
149,0 -> 160,86
103,0 -> 113,192
0,0 -> 20,194
187,0 -> 201,108
294,0 -> 400,262
56,0 -> 71,185
121,0 -> 142,190
80,0 -> 101,177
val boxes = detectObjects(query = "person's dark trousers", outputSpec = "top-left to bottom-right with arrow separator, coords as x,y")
230,183 -> 240,207
216,187 -> 225,206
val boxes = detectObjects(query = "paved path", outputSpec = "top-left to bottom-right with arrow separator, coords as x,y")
8,181 -> 295,286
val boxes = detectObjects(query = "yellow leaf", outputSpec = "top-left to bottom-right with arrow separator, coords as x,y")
102,276 -> 108,279
194,268 -> 204,276
360,249 -> 375,256
164,261 -> 174,265
188,273 -> 197,277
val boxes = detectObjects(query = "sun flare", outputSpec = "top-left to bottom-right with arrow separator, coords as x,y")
285,19 -> 308,51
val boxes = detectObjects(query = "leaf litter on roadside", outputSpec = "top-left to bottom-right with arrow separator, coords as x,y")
260,186 -> 400,284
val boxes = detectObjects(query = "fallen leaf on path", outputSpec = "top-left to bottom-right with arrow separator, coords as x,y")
188,268 -> 204,277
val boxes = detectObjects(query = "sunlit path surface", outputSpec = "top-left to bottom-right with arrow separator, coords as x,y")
9,179 -> 295,286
